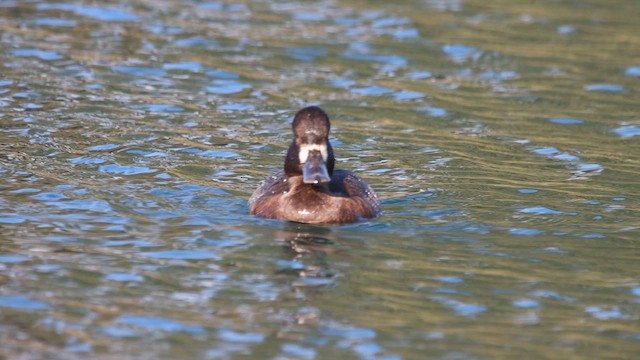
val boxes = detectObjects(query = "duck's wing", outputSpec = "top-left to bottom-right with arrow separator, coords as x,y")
248,170 -> 289,213
330,170 -> 381,216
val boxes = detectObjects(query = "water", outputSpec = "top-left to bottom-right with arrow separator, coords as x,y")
1,0 -> 639,358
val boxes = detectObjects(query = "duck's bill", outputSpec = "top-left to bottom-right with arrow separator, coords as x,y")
302,150 -> 331,184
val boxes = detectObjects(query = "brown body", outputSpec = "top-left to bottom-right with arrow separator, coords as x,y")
249,170 -> 380,224
248,106 -> 381,224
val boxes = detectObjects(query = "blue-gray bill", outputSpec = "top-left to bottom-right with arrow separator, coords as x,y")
303,150 -> 331,184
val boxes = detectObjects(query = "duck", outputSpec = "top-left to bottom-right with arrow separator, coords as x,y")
249,106 -> 381,224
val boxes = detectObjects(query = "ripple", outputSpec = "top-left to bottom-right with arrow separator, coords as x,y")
112,66 -> 167,77
174,147 -> 239,158
0,216 -> 25,224
353,342 -> 387,359
351,85 -> 393,96
281,344 -> 316,359
393,90 -> 424,101
162,62 -> 203,72
417,106 -> 448,117
286,47 -> 327,61
12,49 -> 63,61
198,2 -> 247,11
557,25 -> 575,34
584,306 -> 626,320
206,69 -> 240,79
518,206 -> 567,215
218,103 -> 255,111
442,44 -> 482,63
105,273 -> 144,282
570,163 -> 604,180
11,90 -> 41,98
35,264 -> 64,273
99,164 -> 157,175
175,36 -> 219,48
406,71 -> 432,80
328,78 -> 356,88
584,83 -> 625,92
140,250 -> 221,260
49,199 -> 113,213
341,52 -> 407,67
115,314 -> 205,333
276,260 -> 306,270
531,146 -> 559,155
205,79 -> 252,94
0,255 -> 30,263
31,192 -> 66,201
218,329 -> 265,343
37,3 -> 140,22
292,277 -> 335,287
612,124 -> 640,138
553,153 -> 580,161
479,70 -> 519,80
624,66 -> 640,77
377,27 -> 418,39
102,326 -> 138,338
86,143 -> 119,151
424,0 -> 462,11
202,238 -> 244,248
437,276 -> 463,284
9,188 -> 40,194
322,324 -> 376,339
22,102 -> 43,110
531,290 -> 576,302
431,296 -> 487,317
104,239 -> 160,247
136,104 -> 184,112
576,163 -> 603,172
518,188 -> 539,194
542,247 -> 568,254
0,295 -> 50,310
530,146 -> 580,162
512,299 -> 540,308
69,156 -> 109,164
548,117 -> 584,125
293,11 -> 326,22
144,25 -> 184,35
372,16 -> 411,28
509,228 -> 544,236
127,150 -> 167,158
29,17 -> 77,27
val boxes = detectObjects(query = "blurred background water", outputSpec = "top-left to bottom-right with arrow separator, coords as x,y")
1,0 -> 639,359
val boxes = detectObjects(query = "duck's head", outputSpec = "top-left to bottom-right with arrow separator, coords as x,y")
284,106 -> 335,184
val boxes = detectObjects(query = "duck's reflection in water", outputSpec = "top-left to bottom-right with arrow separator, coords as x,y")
274,222 -> 345,291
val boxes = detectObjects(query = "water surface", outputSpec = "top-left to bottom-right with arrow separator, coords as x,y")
1,0 -> 639,359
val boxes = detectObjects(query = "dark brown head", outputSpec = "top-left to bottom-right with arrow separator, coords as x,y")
284,106 -> 335,183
